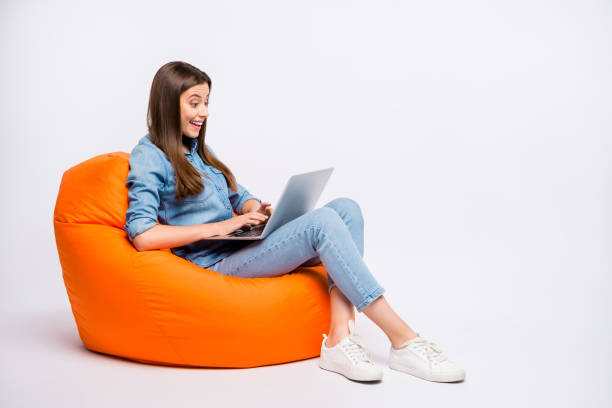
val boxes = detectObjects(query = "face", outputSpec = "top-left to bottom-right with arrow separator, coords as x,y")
180,83 -> 210,139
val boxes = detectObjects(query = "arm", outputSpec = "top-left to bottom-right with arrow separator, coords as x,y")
229,184 -> 261,215
132,223 -> 222,252
241,198 -> 262,214
124,144 -> 222,251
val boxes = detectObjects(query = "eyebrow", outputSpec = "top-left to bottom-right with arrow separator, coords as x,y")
189,94 -> 210,98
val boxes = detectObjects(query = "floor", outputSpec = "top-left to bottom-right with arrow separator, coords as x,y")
2,290 -> 609,408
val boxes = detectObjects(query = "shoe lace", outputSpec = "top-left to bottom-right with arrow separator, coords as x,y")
411,338 -> 448,365
342,333 -> 374,365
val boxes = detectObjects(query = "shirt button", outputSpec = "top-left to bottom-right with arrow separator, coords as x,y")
217,186 -> 222,190
226,205 -> 230,209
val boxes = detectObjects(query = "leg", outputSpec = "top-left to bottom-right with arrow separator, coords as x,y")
324,286 -> 356,347
208,197 -> 417,349
362,296 -> 418,349
317,199 -> 417,348
207,201 -> 383,314
299,197 -> 364,289
265,197 -> 363,347
300,198 -> 365,347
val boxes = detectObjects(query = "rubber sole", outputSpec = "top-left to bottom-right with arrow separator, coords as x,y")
388,360 -> 465,382
319,359 -> 383,382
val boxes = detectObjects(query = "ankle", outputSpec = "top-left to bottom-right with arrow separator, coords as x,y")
326,330 -> 350,348
391,331 -> 419,350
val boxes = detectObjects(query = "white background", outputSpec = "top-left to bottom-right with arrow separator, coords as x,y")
1,0 -> 610,406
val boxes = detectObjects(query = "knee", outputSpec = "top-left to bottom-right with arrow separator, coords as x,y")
305,207 -> 350,251
308,207 -> 344,231
329,197 -> 363,222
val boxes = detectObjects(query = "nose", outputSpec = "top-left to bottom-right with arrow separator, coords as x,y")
198,104 -> 208,118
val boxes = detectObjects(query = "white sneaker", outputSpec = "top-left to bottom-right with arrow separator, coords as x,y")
319,320 -> 383,381
389,335 -> 466,382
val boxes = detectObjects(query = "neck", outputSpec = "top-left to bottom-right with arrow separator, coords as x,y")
182,134 -> 195,153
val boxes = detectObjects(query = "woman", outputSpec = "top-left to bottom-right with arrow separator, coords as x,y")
124,61 -> 466,383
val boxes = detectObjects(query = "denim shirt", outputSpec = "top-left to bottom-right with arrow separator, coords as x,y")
124,133 -> 261,268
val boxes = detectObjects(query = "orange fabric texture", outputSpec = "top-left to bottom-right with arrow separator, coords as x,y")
53,152 -> 334,367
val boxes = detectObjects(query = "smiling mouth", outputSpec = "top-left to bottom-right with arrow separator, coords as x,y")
189,120 -> 203,127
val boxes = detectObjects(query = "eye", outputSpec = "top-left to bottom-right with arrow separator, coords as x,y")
191,102 -> 198,107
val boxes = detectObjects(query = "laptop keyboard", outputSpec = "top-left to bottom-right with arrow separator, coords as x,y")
228,224 -> 266,237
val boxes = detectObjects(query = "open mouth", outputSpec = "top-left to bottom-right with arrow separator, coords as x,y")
189,120 -> 203,129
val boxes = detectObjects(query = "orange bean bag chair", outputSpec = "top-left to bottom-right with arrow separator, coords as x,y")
53,151 -> 343,368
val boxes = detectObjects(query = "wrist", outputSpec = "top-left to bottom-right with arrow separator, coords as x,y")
241,198 -> 261,214
206,221 -> 224,238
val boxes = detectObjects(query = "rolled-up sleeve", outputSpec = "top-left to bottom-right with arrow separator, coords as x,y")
124,144 -> 167,242
206,144 -> 261,215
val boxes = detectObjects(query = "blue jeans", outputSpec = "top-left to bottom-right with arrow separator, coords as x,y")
206,197 -> 385,312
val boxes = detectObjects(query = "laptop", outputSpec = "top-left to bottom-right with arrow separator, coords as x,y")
203,167 -> 334,240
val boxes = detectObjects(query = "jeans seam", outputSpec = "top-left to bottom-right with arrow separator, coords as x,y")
235,227 -> 314,273
317,228 -> 368,301
229,222 -> 369,308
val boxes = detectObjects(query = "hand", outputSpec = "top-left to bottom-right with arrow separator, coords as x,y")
216,212 -> 268,236
255,201 -> 274,217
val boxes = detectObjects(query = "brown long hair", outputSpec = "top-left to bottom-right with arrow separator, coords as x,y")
147,61 -> 240,200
